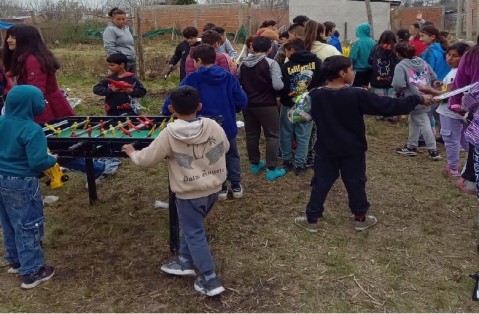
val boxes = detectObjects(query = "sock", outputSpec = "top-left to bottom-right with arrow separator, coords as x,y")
204,272 -> 217,281
354,215 -> 365,222
307,216 -> 318,224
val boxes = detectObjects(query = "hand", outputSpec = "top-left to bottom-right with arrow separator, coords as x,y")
422,94 -> 435,106
416,11 -> 423,20
433,81 -> 443,88
418,85 -> 434,94
124,87 -> 134,94
228,59 -> 237,70
122,144 -> 135,156
110,85 -> 121,93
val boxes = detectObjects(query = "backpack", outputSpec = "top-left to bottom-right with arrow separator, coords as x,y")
370,46 -> 396,89
287,90 -> 314,124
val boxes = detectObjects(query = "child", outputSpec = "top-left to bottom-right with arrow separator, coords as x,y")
162,44 -> 247,199
122,86 -> 229,297
304,20 -> 341,61
397,29 -> 410,43
279,38 -> 322,176
350,23 -> 376,87
213,26 -> 238,59
0,85 -> 57,288
392,42 -> 441,160
420,25 -> 451,81
274,23 -> 305,66
409,22 -> 428,57
237,36 -> 285,181
294,56 -> 434,233
323,21 -> 342,53
167,26 -> 200,81
368,30 -> 399,121
93,53 -> 147,116
419,43 -> 471,176
278,31 -> 289,45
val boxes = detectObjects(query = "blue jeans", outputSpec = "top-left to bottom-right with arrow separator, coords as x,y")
226,137 -> 241,185
0,176 -> 45,275
279,105 -> 314,167
63,158 -> 105,179
176,193 -> 218,276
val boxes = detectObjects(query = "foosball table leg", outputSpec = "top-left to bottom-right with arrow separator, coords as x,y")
168,185 -> 180,255
85,158 -> 98,204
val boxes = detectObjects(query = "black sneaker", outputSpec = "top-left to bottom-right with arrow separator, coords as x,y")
194,275 -> 225,297
21,265 -> 55,289
395,145 -> 418,156
294,166 -> 306,176
418,139 -> 426,148
282,160 -> 294,172
428,150 -> 442,161
7,261 -> 20,274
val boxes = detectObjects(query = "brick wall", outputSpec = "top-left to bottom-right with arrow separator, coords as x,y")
393,6 -> 445,31
137,4 -> 288,36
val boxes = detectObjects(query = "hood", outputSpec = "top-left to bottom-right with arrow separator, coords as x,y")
355,23 -> 372,38
5,85 -> 45,119
428,42 -> 446,55
107,22 -> 125,30
195,65 -> 229,85
401,57 -> 427,72
241,54 -> 266,68
167,118 -> 206,145
290,50 -> 318,63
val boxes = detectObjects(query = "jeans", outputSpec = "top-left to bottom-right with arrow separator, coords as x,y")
242,106 -> 280,169
176,193 -> 218,276
0,176 -> 45,275
226,137 -> 241,185
407,113 -> 437,150
306,152 -> 370,220
62,158 -> 106,179
280,105 -> 314,167
439,115 -> 468,170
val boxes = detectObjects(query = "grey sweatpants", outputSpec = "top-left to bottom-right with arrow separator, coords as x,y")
407,112 -> 437,150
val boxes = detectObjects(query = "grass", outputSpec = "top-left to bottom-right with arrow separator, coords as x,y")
1,41 -> 479,311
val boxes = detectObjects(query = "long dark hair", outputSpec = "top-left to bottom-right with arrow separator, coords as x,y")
378,30 -> 397,49
3,24 -> 60,77
420,25 -> 448,51
304,20 -> 326,51
395,41 -> 416,59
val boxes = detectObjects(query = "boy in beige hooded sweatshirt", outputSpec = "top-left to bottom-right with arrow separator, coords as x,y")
122,86 -> 229,297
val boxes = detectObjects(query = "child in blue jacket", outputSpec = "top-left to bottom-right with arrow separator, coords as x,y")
0,85 -> 56,289
162,44 -> 247,199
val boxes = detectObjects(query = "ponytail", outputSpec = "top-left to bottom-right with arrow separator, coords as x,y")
420,25 -> 448,51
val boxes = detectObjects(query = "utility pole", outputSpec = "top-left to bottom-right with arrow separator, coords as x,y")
247,0 -> 252,35
456,0 -> 464,39
466,0 -> 473,40
135,7 -> 145,80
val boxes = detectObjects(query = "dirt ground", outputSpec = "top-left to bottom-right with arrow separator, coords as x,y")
1,42 -> 479,312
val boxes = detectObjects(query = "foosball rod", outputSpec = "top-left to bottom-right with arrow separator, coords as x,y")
42,120 -> 69,132
45,118 -> 91,138
75,117 -> 115,137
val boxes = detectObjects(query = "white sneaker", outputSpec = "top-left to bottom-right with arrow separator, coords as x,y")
218,184 -> 228,200
231,183 -> 243,199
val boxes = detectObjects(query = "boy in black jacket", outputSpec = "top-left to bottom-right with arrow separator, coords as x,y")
279,38 -> 322,176
294,56 -> 435,233
167,27 -> 200,81
93,53 -> 147,116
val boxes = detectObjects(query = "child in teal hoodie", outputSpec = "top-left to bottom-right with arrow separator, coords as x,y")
0,85 -> 56,289
350,23 -> 376,87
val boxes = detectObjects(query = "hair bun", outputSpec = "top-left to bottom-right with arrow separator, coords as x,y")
108,7 -> 119,17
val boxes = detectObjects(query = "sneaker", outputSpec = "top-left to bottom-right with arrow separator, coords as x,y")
231,183 -> 243,199
294,216 -> 320,233
354,215 -> 378,231
218,183 -> 229,200
265,168 -> 286,181
194,275 -> 225,297
456,178 -> 476,195
7,261 -> 20,274
282,160 -> 294,172
249,161 -> 266,174
294,166 -> 306,176
21,265 -> 55,289
444,164 -> 460,177
428,150 -> 442,161
160,258 -> 195,276
395,145 -> 418,156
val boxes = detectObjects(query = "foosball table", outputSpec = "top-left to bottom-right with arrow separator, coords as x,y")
44,115 -> 180,253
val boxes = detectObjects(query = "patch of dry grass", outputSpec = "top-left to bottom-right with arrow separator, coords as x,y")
1,42 -> 479,312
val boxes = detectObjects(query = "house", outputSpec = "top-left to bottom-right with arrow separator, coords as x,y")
289,0 -> 401,41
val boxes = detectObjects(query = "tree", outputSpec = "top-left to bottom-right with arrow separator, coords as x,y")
0,0 -> 28,18
365,0 -> 374,38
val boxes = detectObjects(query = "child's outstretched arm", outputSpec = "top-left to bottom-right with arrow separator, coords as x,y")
26,129 -> 57,173
122,131 -> 169,167
358,89 -> 435,116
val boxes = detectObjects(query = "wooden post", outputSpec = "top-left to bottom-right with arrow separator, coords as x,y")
135,7 -> 146,80
29,11 -> 37,26
247,0 -> 252,35
466,0 -> 473,40
456,0 -> 464,39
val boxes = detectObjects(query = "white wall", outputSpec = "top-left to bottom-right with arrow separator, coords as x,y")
289,0 -> 392,41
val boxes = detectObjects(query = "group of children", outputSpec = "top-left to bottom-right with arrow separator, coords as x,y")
2,14 -> 479,299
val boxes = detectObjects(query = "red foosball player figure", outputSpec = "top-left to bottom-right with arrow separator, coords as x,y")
70,131 -> 77,137
87,124 -> 93,137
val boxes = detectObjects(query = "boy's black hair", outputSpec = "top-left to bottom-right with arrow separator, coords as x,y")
252,36 -> 272,53
378,30 -> 397,46
292,15 -> 309,26
106,53 -> 128,67
323,21 -> 336,35
201,30 -> 221,46
170,86 -> 200,115
395,41 -> 416,59
322,55 -> 352,81
396,28 -> 410,42
447,42 -> 471,56
108,7 -> 126,17
190,44 -> 216,65
203,23 -> 216,32
260,20 -> 276,28
279,31 -> 289,39
283,38 -> 306,52
211,26 -> 225,35
182,26 -> 199,38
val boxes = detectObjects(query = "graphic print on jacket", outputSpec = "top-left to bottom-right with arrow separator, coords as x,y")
175,135 -> 226,175
288,64 -> 316,97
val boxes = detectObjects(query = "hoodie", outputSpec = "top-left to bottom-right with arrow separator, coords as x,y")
461,83 -> 479,147
0,86 -> 56,177
280,50 -> 322,107
185,46 -> 231,76
328,35 -> 342,54
421,43 -> 451,81
102,22 -> 136,60
310,41 -> 342,61
450,46 -> 479,107
392,57 -> 437,115
237,54 -> 283,107
350,23 -> 376,71
368,44 -> 399,88
128,118 -> 230,199
162,65 -> 247,139
169,40 -> 200,81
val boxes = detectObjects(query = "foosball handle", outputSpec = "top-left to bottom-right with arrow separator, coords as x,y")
68,141 -> 86,151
